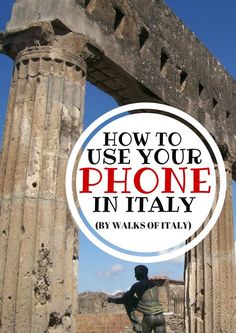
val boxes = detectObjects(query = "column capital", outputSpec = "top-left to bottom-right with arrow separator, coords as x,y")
222,159 -> 236,181
15,45 -> 87,78
1,21 -> 103,67
232,162 -> 236,181
217,143 -> 236,180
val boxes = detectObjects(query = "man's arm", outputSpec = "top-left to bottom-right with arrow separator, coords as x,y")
107,294 -> 125,304
122,283 -> 139,303
107,283 -> 142,333
108,282 -> 139,304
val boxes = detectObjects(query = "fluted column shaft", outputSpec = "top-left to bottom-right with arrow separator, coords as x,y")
184,164 -> 236,333
0,46 -> 86,333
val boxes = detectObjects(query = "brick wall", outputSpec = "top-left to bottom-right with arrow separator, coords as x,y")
77,313 -> 184,333
77,313 -> 133,333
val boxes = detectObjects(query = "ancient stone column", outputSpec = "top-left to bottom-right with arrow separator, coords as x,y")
0,45 -> 86,332
184,163 -> 236,333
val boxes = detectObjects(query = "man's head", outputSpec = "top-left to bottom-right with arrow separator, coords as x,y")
134,265 -> 148,281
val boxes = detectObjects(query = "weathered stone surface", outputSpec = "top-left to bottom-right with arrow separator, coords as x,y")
0,46 -> 86,333
3,0 -> 236,162
185,164 -> 236,333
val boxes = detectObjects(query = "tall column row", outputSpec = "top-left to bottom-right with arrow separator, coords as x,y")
184,164 -> 236,333
0,46 -> 86,333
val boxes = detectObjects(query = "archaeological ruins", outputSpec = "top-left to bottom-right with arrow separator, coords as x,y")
0,0 -> 235,332
77,277 -> 184,333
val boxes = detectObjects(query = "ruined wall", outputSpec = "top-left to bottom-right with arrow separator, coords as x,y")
77,313 -> 184,333
77,313 -> 132,333
77,278 -> 184,333
77,292 -> 139,333
169,280 -> 185,315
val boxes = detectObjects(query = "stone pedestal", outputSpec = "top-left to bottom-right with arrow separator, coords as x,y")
184,164 -> 236,333
0,46 -> 86,332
